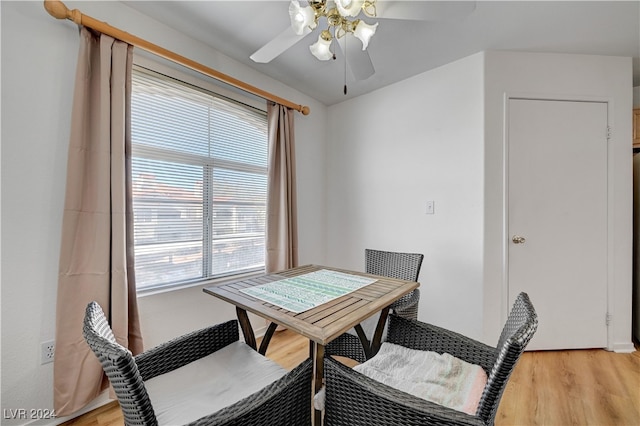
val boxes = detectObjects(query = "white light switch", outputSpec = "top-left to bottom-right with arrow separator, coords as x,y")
426,200 -> 435,215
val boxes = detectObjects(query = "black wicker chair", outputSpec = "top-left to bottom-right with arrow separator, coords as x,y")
82,301 -> 312,426
324,292 -> 538,426
326,249 -> 424,362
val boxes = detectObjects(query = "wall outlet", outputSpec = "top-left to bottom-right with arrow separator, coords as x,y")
426,200 -> 435,215
41,340 -> 55,364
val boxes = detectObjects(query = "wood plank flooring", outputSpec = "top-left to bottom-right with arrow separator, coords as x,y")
62,330 -> 640,426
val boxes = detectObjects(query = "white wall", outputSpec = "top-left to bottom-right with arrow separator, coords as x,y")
326,50 -> 634,352
0,1 -> 327,423
483,51 -> 633,351
326,53 -> 486,338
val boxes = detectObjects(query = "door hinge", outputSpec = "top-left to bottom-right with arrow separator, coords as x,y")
606,126 -> 612,141
606,313 -> 612,326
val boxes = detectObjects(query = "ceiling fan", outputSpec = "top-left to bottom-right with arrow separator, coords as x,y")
250,1 -> 476,84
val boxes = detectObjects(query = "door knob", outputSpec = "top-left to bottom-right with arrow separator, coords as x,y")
512,235 -> 526,244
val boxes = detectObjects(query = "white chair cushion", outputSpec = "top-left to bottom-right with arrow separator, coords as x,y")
353,342 -> 488,415
144,341 -> 287,425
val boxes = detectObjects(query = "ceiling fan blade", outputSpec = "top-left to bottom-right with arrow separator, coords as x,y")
337,37 -> 375,81
376,1 -> 476,21
250,26 -> 311,63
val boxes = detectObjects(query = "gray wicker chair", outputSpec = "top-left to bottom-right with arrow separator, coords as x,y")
324,292 -> 538,426
82,301 -> 312,426
365,249 -> 424,319
326,249 -> 424,362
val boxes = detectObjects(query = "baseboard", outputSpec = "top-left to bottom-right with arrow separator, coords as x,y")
611,341 -> 637,353
25,392 -> 113,426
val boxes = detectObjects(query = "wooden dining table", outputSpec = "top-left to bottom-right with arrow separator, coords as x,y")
203,264 -> 420,426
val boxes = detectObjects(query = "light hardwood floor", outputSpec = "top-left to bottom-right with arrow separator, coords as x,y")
62,330 -> 640,426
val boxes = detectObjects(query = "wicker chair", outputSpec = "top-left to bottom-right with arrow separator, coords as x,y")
326,249 -> 424,362
365,249 -> 424,319
324,292 -> 538,426
82,301 -> 312,426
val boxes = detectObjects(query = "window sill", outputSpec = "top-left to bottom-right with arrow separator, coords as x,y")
137,269 -> 266,298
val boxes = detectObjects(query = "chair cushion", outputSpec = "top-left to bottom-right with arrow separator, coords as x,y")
353,342 -> 487,415
144,341 -> 287,425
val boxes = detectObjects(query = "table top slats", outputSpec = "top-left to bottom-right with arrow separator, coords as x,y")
314,286 -> 416,340
350,287 -> 388,299
293,294 -> 351,320
311,299 -> 372,330
300,297 -> 364,324
228,274 -> 282,289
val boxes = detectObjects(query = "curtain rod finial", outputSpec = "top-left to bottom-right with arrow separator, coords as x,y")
301,106 -> 311,116
44,0 -> 82,25
44,0 -> 68,19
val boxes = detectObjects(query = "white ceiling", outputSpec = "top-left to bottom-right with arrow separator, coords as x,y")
123,1 -> 640,106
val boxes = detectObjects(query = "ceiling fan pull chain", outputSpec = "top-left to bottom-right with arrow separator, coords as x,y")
344,35 -> 348,95
332,25 -> 337,61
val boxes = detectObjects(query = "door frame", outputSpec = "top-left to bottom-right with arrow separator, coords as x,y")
502,92 -> 614,350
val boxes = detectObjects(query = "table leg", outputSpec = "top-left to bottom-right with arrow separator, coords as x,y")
353,323 -> 372,359
369,306 -> 390,357
258,322 -> 279,355
236,307 -> 257,351
310,341 -> 325,426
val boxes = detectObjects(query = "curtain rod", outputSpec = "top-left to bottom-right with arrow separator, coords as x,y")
43,0 -> 311,116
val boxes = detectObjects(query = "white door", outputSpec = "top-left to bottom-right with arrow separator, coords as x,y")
507,98 -> 608,351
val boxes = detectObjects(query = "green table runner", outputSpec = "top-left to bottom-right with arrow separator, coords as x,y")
240,269 -> 377,313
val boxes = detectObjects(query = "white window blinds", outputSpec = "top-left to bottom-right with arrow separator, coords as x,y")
131,68 -> 268,291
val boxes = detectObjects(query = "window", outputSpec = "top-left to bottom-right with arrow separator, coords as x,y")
131,67 -> 268,291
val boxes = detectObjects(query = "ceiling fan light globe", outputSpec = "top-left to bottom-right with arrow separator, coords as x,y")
310,34 -> 333,60
354,20 -> 378,50
335,0 -> 364,17
289,0 -> 315,35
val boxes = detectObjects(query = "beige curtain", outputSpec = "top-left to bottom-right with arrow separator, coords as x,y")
266,103 -> 298,272
54,27 -> 143,416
